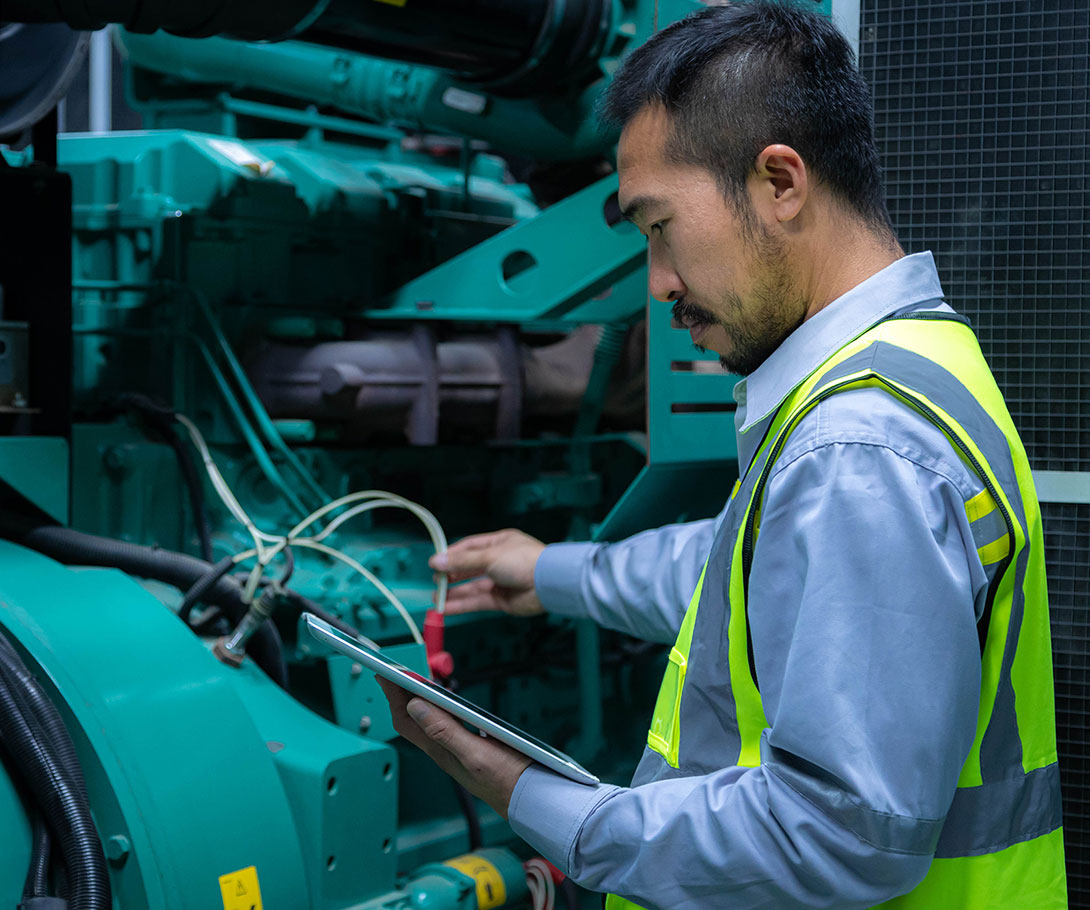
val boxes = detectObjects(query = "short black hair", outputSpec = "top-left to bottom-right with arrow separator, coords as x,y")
600,1 -> 894,236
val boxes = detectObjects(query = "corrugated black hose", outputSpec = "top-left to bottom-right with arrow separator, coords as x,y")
0,633 -> 91,903
23,815 -> 51,900
0,631 -> 111,909
178,555 -> 236,625
0,520 -> 287,688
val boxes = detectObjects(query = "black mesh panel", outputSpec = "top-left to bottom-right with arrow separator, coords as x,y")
860,1 -> 1090,903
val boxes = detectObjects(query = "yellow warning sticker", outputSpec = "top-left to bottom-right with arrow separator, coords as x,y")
218,865 -> 263,910
372,0 -> 407,6
444,854 -> 506,910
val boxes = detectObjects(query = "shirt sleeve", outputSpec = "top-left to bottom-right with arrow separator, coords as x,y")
533,515 -> 720,644
510,434 -> 984,909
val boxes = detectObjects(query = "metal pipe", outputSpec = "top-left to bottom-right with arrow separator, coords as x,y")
88,27 -> 111,131
5,0 -> 610,95
116,31 -> 612,159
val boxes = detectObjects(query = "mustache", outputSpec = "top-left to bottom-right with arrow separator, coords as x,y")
671,299 -> 718,325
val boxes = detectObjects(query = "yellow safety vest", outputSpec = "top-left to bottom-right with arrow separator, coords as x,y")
607,314 -> 1066,909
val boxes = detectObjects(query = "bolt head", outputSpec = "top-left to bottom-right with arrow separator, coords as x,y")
106,834 -> 131,864
359,715 -> 372,733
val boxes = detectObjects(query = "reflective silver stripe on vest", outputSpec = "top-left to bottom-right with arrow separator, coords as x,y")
970,508 -> 1008,553
761,738 -> 945,856
934,761 -> 1063,858
854,341 -> 1031,785
810,339 -> 1031,784
801,336 -> 1061,859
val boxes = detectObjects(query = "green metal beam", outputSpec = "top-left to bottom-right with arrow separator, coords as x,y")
367,174 -> 647,324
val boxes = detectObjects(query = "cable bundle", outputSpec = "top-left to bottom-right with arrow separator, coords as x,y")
0,630 -> 110,909
175,414 -> 449,647
525,858 -> 556,910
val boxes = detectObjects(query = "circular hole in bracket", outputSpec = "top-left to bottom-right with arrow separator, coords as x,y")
327,777 -> 338,795
500,250 -> 538,290
327,855 -> 337,871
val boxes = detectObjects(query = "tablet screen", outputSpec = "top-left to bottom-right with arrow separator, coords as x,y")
304,613 -> 600,786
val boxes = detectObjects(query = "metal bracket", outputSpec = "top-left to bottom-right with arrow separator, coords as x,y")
366,174 -> 647,325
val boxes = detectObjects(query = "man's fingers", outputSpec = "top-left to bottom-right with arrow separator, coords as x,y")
406,699 -> 464,748
428,532 -> 505,578
430,549 -> 494,581
441,578 -> 503,614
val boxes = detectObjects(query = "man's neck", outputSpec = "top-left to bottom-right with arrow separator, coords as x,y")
800,221 -> 904,321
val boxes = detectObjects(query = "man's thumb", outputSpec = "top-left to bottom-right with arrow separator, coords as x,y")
406,699 -> 463,751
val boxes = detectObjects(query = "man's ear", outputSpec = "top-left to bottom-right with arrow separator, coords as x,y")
753,144 -> 808,223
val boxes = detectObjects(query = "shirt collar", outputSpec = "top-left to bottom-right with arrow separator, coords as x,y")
733,250 -> 946,440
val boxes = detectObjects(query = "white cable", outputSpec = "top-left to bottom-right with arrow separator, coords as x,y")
526,867 -> 544,910
289,490 -> 449,613
175,414 -> 280,569
178,414 -> 441,639
525,860 -> 555,910
291,539 -> 424,645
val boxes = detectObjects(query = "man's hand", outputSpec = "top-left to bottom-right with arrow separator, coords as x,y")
430,529 -> 546,617
378,677 -> 532,819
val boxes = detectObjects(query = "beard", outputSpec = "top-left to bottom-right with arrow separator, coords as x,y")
672,231 -> 806,376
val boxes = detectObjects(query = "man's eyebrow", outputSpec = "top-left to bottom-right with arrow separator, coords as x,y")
620,195 -> 665,224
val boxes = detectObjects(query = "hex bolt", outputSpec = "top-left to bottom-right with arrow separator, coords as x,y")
350,662 -> 363,678
103,445 -> 131,475
106,834 -> 131,866
359,715 -> 372,734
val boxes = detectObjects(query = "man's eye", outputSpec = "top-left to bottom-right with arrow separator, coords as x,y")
650,221 -> 665,235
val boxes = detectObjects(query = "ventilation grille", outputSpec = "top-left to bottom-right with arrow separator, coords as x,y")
860,1 -> 1090,903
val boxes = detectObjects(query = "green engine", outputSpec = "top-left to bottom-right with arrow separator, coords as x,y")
0,0 -> 751,906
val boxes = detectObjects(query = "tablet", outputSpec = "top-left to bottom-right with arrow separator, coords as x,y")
304,613 -> 600,787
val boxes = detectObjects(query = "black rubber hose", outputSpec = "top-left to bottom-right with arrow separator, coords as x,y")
6,521 -> 244,611
442,674 -> 483,851
178,555 -> 236,625
282,590 -> 367,642
0,646 -> 111,909
1,520 -> 287,687
0,635 -> 93,798
452,781 -> 483,851
22,815 -> 51,900
0,643 -> 64,904
279,546 -> 295,585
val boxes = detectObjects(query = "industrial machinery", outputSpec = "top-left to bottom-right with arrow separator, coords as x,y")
0,0 -> 772,907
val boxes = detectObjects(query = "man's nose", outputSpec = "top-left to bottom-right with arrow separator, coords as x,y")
648,252 -> 687,303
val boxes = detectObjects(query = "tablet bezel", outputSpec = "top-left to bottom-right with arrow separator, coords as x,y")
303,613 -> 600,787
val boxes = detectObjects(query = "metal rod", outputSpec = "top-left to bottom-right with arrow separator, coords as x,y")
89,29 -> 113,132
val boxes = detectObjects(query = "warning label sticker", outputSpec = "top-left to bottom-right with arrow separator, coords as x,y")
444,854 -> 506,910
218,865 -> 263,910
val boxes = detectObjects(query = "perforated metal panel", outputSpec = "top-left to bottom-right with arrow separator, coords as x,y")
859,1 -> 1090,902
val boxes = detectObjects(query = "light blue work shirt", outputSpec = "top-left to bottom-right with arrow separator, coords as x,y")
508,252 -> 990,909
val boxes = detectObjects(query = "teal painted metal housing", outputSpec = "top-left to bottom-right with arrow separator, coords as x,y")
0,0 -> 809,904
0,541 -> 386,908
0,437 -> 69,523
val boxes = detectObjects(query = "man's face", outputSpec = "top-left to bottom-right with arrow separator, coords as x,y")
617,106 -> 807,375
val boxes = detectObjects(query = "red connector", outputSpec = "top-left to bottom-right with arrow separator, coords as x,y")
424,609 -> 454,682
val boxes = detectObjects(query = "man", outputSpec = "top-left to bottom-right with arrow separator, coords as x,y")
378,3 -> 1066,907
